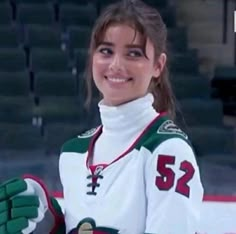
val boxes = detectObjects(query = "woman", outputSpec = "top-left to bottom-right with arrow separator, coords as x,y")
0,1 -> 203,234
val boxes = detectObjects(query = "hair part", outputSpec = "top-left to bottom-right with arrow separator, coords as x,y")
85,0 -> 176,120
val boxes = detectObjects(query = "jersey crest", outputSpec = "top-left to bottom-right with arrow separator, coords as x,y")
78,127 -> 99,138
157,120 -> 188,139
68,218 -> 119,234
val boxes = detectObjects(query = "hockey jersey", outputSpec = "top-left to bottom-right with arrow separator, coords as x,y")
59,113 -> 203,234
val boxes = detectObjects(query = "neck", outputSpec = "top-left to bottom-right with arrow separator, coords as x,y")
98,93 -> 158,135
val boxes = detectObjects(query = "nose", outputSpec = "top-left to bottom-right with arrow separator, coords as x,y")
108,54 -> 125,72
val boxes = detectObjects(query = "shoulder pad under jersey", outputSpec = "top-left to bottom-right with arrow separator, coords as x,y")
135,115 -> 191,153
60,127 -> 100,154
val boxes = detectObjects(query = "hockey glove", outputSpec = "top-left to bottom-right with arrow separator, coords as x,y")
0,176 -> 65,234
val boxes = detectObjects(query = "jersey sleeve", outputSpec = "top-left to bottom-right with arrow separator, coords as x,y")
144,138 -> 204,234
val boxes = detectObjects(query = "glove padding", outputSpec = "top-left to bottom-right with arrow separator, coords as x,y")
0,176 -> 61,234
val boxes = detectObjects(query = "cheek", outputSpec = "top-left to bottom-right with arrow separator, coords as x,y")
130,61 -> 153,77
92,55 -> 108,78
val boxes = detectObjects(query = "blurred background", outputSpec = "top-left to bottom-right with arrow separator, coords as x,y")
0,0 -> 235,196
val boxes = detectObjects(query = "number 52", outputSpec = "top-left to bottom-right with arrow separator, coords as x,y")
155,155 -> 195,197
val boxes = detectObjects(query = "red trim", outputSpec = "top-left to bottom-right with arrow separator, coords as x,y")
52,192 -> 236,203
86,112 -> 167,170
203,195 -> 236,202
52,191 -> 63,198
23,174 -> 65,234
86,126 -> 102,167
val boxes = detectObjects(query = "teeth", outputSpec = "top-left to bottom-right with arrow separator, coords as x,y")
107,77 -> 129,83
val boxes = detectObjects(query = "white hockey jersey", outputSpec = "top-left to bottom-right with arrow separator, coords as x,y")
59,113 -> 203,234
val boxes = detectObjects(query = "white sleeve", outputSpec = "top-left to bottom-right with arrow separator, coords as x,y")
144,138 -> 204,234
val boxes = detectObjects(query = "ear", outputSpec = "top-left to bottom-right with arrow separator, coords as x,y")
152,53 -> 167,78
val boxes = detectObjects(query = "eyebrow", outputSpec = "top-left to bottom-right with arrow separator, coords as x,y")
99,41 -> 143,49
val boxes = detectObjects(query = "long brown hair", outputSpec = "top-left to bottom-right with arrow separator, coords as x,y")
84,0 -> 176,119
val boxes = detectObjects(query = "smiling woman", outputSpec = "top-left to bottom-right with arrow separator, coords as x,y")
85,0 -> 176,119
0,1 -> 203,234
92,24 -> 167,107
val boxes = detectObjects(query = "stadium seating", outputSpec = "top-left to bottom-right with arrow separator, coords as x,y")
167,27 -> 188,52
177,99 -> 223,127
30,48 -> 71,73
0,26 -> 20,48
98,0 -> 169,12
67,26 -> 91,53
170,74 -> 211,99
0,2 -> 12,25
34,72 -> 77,97
59,3 -> 97,29
44,122 -> 86,154
0,96 -> 34,123
170,49 -> 199,74
35,97 -> 83,124
0,48 -> 26,72
16,3 -> 55,25
0,71 -> 30,96
0,123 -> 43,150
187,126 -> 235,157
0,0 -> 234,162
57,0 -> 89,5
73,48 -> 89,75
24,25 -> 62,49
211,66 -> 236,117
13,0 -> 52,3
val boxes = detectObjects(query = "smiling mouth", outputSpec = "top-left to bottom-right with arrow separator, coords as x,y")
105,76 -> 133,83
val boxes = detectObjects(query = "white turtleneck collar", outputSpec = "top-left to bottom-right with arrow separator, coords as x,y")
98,93 -> 158,135
92,93 -> 158,164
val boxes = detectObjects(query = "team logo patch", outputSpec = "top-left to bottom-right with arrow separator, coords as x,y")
68,217 -> 119,234
157,120 -> 188,139
78,127 -> 99,138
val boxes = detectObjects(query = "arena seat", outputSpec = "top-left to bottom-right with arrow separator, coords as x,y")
44,122 -> 86,154
0,96 -> 34,123
67,26 -> 91,53
73,48 -> 88,75
0,2 -> 12,25
187,126 -> 235,157
98,0 -> 169,12
25,25 -> 62,49
35,97 -> 82,124
0,71 -> 30,96
59,3 -> 97,29
0,123 -> 43,150
0,26 -> 20,48
13,0 -> 51,3
212,66 -> 236,116
212,66 -> 236,99
30,48 -> 70,73
34,72 -> 77,97
167,27 -> 188,52
57,0 -> 89,5
177,99 -> 224,127
170,74 -> 211,99
159,6 -> 176,28
223,101 -> 236,116
0,48 -> 26,72
170,49 -> 199,74
16,3 -> 55,25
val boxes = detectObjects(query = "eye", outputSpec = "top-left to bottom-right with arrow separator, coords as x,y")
128,50 -> 143,57
98,47 -> 113,55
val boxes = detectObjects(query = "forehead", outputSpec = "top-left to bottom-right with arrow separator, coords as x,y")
101,24 -> 144,45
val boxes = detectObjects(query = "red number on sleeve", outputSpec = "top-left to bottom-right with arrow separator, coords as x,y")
155,155 -> 195,197
175,160 -> 195,197
155,155 -> 175,191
